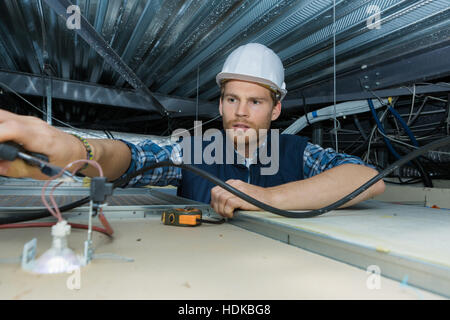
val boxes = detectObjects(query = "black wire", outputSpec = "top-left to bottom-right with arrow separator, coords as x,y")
412,158 -> 433,187
363,143 -> 434,187
102,130 -> 116,139
113,135 -> 450,218
384,177 -> 422,185
198,218 -> 225,224
0,196 -> 90,224
302,94 -> 312,127
419,155 -> 450,176
393,145 -> 433,188
2,135 -> 450,224
353,115 -> 368,140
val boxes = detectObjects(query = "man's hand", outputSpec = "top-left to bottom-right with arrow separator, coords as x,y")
210,179 -> 273,218
0,109 -> 85,179
0,109 -> 132,181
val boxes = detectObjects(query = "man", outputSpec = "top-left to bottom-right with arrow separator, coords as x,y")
0,43 -> 385,218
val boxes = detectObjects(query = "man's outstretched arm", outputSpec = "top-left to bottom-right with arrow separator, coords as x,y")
0,109 -> 182,186
270,163 -> 385,209
0,109 -> 131,181
210,164 -> 385,218
210,142 -> 386,218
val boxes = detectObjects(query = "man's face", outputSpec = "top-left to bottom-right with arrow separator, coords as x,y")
219,80 -> 281,150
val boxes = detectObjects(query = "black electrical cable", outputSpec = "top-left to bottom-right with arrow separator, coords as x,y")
198,218 -> 225,224
384,177 -> 423,185
114,134 -> 450,218
390,144 -> 433,188
366,99 -> 432,186
0,196 -> 90,224
103,130 -> 115,140
411,158 -> 433,187
2,135 -> 450,224
363,144 -> 434,187
353,115 -> 368,141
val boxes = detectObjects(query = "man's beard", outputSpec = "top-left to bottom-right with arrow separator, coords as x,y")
223,120 -> 269,157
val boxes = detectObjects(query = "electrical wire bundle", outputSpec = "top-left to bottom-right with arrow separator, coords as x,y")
0,159 -> 114,236
351,91 -> 450,187
293,89 -> 449,188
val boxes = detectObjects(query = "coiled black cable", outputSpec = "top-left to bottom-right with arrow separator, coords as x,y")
1,135 -> 450,224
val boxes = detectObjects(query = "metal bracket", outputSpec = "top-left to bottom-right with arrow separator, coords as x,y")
359,70 -> 383,90
21,238 -> 37,271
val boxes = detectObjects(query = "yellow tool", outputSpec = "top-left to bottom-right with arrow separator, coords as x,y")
161,208 -> 202,227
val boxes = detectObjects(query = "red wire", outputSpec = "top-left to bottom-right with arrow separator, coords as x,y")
35,159 -> 114,236
5,160 -> 115,237
98,209 -> 114,236
40,159 -> 105,222
0,222 -> 113,237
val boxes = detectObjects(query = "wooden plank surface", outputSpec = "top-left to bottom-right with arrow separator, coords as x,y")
230,200 -> 450,297
0,215 -> 443,300
234,200 -> 450,268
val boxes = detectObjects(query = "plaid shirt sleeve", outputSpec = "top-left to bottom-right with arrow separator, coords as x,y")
116,139 -> 182,187
303,142 -> 376,179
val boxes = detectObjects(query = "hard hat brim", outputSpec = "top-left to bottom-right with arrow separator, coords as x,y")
216,72 -> 287,100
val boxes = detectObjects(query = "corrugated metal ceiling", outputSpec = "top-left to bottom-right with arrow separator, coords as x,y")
0,0 -> 449,115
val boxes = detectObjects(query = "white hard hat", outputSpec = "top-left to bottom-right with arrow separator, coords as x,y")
216,43 -> 287,100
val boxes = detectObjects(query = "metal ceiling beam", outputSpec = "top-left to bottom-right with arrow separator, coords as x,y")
283,44 -> 450,111
285,11 -> 450,93
282,83 -> 450,112
2,69 -> 449,118
0,70 -> 218,118
42,0 -> 169,117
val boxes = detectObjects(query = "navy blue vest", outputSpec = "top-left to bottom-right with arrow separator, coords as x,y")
177,130 -> 309,204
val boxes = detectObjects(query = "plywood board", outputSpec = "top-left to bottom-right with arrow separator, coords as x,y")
230,200 -> 450,297
0,216 -> 442,300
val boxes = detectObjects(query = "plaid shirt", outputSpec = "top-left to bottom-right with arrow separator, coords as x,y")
118,139 -> 372,187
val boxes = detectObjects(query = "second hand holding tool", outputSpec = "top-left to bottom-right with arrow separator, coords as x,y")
0,141 -> 83,182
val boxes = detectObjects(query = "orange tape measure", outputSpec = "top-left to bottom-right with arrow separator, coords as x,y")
161,208 -> 202,227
